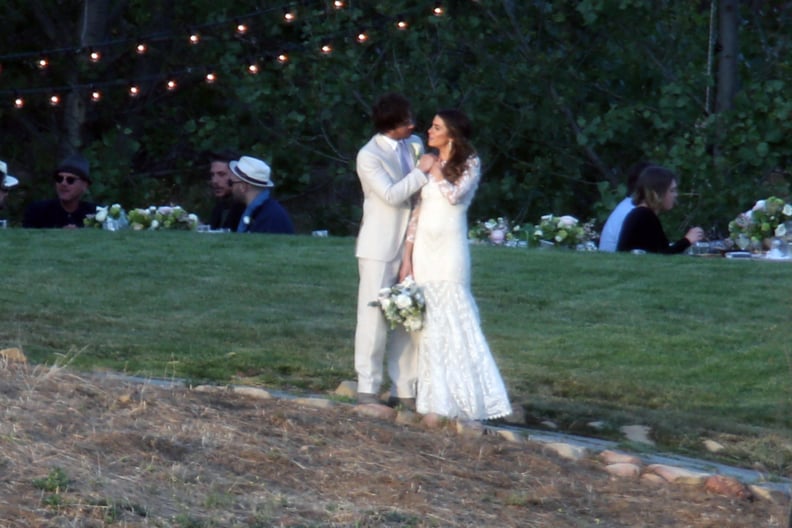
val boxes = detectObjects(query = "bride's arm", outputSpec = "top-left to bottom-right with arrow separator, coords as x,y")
435,156 -> 481,205
399,197 -> 421,281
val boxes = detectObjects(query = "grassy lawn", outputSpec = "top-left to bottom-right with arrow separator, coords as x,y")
1,229 -> 790,472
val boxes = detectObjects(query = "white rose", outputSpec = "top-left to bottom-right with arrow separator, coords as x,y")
752,200 -> 766,211
775,223 -> 786,237
394,293 -> 412,310
558,215 -> 578,227
150,219 -> 160,230
783,204 -> 792,216
95,207 -> 108,223
489,229 -> 505,244
541,214 -> 553,221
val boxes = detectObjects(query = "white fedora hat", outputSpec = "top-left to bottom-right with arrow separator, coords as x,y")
229,156 -> 274,188
0,160 -> 18,190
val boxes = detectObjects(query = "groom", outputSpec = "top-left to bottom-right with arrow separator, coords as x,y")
354,93 -> 433,409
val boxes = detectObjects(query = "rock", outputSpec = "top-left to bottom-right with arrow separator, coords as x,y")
334,380 -> 357,398
395,409 -> 420,425
748,485 -> 786,503
646,464 -> 709,486
702,439 -> 725,453
540,420 -> 558,429
620,425 -> 655,446
420,413 -> 445,429
605,463 -> 641,478
704,475 -> 753,500
0,347 -> 27,364
456,420 -> 484,438
497,429 -> 524,443
599,450 -> 642,466
232,386 -> 274,399
193,385 -> 227,394
354,403 -> 397,421
545,442 -> 588,461
293,397 -> 334,409
641,473 -> 666,485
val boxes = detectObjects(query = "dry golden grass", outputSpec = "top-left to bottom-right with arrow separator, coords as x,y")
0,363 -> 788,527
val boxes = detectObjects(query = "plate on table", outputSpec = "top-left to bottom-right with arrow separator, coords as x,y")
724,251 -> 752,259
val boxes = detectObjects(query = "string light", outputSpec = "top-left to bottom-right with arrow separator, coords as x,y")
90,89 -> 102,102
433,3 -> 445,16
14,96 -> 24,109
49,94 -> 60,106
236,22 -> 249,35
205,72 -> 217,83
276,53 -> 289,64
129,85 -> 141,97
189,31 -> 201,45
36,58 -> 49,70
356,31 -> 369,43
247,63 -> 260,74
135,42 -> 148,55
166,79 -> 178,91
283,8 -> 296,23
333,1 -> 345,9
320,44 -> 333,54
88,49 -> 102,63
396,18 -> 409,30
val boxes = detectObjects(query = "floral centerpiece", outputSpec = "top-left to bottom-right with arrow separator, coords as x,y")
468,217 -> 523,246
84,204 -> 128,231
728,196 -> 792,247
370,276 -> 426,332
530,214 -> 598,250
127,205 -> 200,231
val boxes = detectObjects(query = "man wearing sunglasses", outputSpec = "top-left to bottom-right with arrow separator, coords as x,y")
23,153 -> 97,229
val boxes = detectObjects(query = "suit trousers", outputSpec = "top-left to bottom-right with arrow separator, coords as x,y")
355,256 -> 417,397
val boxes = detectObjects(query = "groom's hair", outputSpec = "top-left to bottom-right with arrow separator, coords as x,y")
372,93 -> 412,133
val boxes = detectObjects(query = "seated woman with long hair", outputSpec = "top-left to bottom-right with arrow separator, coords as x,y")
617,165 -> 704,254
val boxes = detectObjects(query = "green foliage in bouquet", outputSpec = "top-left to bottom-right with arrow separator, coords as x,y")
728,196 -> 792,243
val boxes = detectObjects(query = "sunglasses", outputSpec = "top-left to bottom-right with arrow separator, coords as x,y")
54,175 -> 80,185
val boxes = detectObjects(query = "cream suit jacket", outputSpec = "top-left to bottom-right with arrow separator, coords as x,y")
355,133 -> 426,262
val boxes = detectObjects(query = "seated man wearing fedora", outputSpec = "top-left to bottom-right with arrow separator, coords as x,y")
1,160 -> 19,212
228,155 -> 295,234
23,153 -> 97,229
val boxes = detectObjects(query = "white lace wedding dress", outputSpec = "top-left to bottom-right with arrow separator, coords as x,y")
409,156 -> 512,420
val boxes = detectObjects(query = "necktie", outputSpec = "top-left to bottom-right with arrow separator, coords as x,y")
398,140 -> 413,175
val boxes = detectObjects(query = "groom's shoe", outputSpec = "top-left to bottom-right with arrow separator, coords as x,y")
387,396 -> 416,412
356,392 -> 381,405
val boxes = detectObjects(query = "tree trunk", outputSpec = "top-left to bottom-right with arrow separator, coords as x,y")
716,0 -> 740,113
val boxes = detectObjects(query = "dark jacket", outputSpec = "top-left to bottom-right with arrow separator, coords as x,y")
23,199 -> 97,228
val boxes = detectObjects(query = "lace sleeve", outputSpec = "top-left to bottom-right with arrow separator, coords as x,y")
405,195 -> 422,243
436,156 -> 481,205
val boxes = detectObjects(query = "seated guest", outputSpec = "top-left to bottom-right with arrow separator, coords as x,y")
23,153 -> 97,229
228,156 -> 295,234
598,161 -> 650,252
617,165 -> 703,254
207,150 -> 245,230
1,159 -> 19,210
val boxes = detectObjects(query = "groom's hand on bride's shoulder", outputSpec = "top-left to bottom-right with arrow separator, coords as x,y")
417,153 -> 436,174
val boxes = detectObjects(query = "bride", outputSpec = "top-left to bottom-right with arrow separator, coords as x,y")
401,109 -> 511,423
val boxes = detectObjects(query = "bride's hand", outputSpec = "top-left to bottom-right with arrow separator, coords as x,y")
417,153 -> 436,174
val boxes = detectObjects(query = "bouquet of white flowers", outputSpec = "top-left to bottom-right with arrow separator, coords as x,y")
127,205 -> 200,231
84,203 -> 128,231
370,276 -> 426,332
530,214 -> 598,249
468,217 -> 522,245
728,196 -> 792,246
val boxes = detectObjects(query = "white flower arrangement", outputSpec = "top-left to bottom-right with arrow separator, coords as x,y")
530,214 -> 598,250
370,276 -> 426,332
84,203 -> 128,231
468,217 -> 523,246
728,196 -> 792,245
127,205 -> 200,231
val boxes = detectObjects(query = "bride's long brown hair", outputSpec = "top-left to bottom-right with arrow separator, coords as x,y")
437,109 -> 475,184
